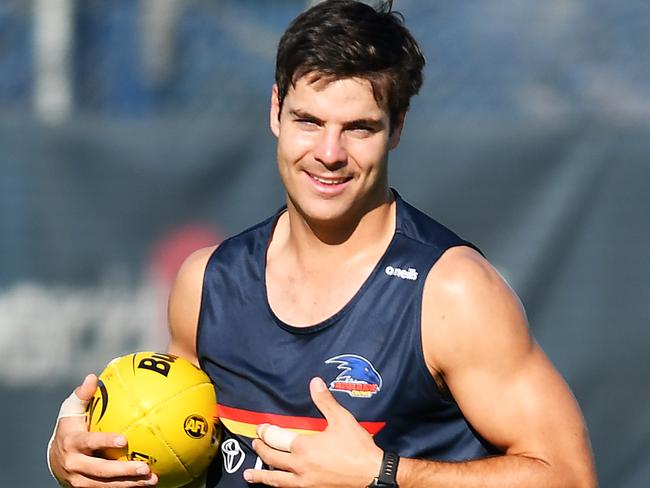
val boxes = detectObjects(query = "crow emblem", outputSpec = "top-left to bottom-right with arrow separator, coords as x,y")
325,354 -> 383,398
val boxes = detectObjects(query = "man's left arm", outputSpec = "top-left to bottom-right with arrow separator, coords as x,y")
399,247 -> 597,487
244,247 -> 597,488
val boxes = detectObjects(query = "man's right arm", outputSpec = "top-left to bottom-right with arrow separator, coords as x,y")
166,245 -> 216,364
47,246 -> 215,487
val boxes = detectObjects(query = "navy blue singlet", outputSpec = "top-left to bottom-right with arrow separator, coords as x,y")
197,191 -> 499,487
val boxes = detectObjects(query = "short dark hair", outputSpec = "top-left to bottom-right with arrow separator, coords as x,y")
275,0 -> 425,129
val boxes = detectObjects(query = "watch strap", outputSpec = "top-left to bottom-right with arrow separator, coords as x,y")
368,451 -> 400,487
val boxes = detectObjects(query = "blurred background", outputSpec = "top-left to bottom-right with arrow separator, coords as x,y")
0,0 -> 648,486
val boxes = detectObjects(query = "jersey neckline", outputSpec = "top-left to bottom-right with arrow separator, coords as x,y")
261,190 -> 404,334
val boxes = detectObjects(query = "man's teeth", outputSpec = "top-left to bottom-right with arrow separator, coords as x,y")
312,175 -> 347,185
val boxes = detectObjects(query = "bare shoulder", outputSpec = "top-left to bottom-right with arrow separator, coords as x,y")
177,245 -> 218,279
425,245 -> 517,303
169,244 -> 218,313
167,245 -> 218,364
423,247 -> 596,484
422,245 -> 532,376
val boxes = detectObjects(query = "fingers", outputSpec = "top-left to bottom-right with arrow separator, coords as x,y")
80,456 -> 154,479
72,431 -> 127,453
51,375 -> 160,487
252,437 -> 292,471
53,435 -> 159,487
244,466 -> 296,487
55,431 -> 126,464
63,471 -> 158,488
257,423 -> 298,452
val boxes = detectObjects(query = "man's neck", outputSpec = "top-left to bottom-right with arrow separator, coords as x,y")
276,192 -> 396,270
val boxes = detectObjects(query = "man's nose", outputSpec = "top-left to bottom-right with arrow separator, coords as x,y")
313,128 -> 347,168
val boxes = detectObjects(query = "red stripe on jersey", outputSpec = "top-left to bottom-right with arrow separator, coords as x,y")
216,404 -> 385,435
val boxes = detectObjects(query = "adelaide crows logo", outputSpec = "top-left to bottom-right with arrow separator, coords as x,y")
325,354 -> 382,398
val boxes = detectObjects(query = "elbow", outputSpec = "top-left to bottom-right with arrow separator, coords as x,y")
570,475 -> 598,488
559,461 -> 598,488
574,472 -> 598,488
529,454 -> 597,488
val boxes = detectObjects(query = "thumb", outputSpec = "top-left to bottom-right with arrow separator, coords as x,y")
75,373 -> 98,402
309,377 -> 352,425
56,374 -> 98,430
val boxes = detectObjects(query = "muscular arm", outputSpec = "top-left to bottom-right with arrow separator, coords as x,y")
166,245 -> 216,364
399,246 -> 597,488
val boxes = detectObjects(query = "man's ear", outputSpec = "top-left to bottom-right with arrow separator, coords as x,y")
270,84 -> 281,138
388,112 -> 406,150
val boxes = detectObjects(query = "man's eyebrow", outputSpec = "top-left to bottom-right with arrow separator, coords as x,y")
289,109 -> 322,123
342,117 -> 385,130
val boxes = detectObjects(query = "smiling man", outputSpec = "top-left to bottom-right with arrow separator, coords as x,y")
48,1 -> 597,487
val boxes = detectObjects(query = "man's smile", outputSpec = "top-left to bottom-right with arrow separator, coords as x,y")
305,171 -> 353,187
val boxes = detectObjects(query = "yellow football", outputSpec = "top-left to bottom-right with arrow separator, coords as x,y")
86,352 -> 220,488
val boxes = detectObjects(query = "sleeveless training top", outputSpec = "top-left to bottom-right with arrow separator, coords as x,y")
197,191 -> 499,488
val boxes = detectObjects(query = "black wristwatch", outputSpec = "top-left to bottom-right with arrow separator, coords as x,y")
367,451 -> 400,488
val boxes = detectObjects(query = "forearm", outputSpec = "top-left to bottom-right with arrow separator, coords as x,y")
397,454 -> 595,488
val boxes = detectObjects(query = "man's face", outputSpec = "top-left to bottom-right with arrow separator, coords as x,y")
270,76 -> 403,226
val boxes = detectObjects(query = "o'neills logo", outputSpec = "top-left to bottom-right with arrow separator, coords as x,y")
385,265 -> 418,281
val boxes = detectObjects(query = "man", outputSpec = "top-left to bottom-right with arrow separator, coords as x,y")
48,1 -> 597,487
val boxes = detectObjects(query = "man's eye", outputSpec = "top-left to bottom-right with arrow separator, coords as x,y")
349,126 -> 374,136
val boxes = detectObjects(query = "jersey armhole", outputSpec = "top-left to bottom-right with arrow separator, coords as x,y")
413,243 -> 474,404
196,245 -> 222,371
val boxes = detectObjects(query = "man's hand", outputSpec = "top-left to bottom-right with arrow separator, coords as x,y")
243,377 -> 383,488
48,374 -> 158,487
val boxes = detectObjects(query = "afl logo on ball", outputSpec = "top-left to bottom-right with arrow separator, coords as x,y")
184,415 -> 208,439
